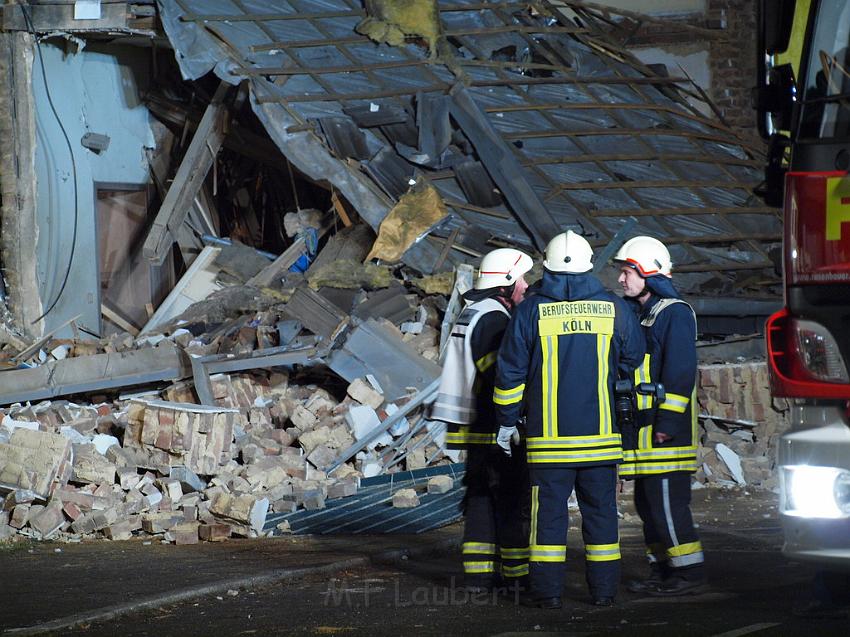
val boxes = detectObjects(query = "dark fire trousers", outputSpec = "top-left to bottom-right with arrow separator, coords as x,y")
529,465 -> 620,599
634,473 -> 704,577
462,445 -> 530,586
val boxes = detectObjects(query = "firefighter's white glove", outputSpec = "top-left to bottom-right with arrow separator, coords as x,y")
496,425 -> 520,457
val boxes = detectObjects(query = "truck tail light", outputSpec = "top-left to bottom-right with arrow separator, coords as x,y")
767,308 -> 850,398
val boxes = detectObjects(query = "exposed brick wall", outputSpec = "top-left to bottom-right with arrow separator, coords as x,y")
706,0 -> 758,131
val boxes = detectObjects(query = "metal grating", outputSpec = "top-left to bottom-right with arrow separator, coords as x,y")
265,463 -> 466,534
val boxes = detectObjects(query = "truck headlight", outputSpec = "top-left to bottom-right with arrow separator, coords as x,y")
782,466 -> 850,518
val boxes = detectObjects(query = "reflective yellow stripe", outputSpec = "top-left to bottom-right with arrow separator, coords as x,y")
530,544 -> 567,563
447,428 -> 497,446
541,335 -> 558,438
618,460 -> 699,476
667,541 -> 703,557
635,353 -> 653,410
585,542 -> 621,562
463,561 -> 497,574
475,351 -> 497,373
623,446 -> 698,461
659,391 -> 688,413
530,485 -> 539,547
500,547 -> 530,559
502,564 -> 529,577
463,542 -> 498,555
526,434 -> 622,449
528,449 -> 623,464
640,420 -> 652,449
494,384 -> 525,405
597,333 -> 612,435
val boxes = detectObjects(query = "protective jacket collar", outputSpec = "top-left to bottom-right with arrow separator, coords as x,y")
538,269 -> 605,301
644,275 -> 681,300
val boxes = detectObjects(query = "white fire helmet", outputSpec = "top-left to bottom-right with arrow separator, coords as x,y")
474,248 -> 534,290
614,236 -> 673,277
543,230 -> 593,273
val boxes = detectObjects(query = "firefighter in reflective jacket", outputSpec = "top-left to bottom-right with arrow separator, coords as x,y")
431,247 -> 533,591
493,231 -> 644,608
614,236 -> 707,596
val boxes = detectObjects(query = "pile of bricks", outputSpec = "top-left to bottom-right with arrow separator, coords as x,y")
695,361 -> 790,490
0,367 -> 449,544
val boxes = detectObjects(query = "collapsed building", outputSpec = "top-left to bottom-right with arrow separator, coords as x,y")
0,0 -> 786,543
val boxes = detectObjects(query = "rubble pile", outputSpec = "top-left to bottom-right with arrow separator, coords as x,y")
0,289 -> 454,544
696,361 -> 789,490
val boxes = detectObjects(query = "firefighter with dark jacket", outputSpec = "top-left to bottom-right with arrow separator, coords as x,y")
431,247 -> 533,592
493,231 -> 644,609
614,236 -> 706,596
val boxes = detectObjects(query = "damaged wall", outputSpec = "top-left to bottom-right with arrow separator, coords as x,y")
33,41 -> 156,338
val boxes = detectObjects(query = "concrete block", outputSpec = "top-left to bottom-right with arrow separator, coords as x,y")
105,520 -> 134,541
0,428 -> 72,499
327,479 -> 358,499
290,404 -> 318,431
302,491 -> 325,510
347,378 -> 384,409
71,445 -> 117,485
392,488 -> 420,508
306,444 -> 336,471
169,466 -> 207,493
118,468 -> 141,491
199,523 -> 231,542
173,522 -> 200,545
427,475 -> 454,495
298,425 -> 331,454
210,493 -> 269,534
29,500 -> 66,537
141,511 -> 184,533
9,504 -> 31,529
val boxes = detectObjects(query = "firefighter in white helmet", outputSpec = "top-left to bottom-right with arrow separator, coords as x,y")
614,236 -> 706,596
432,247 -> 533,592
493,230 -> 644,608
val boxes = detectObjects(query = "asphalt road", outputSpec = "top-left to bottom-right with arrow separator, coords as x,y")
21,489 -> 847,637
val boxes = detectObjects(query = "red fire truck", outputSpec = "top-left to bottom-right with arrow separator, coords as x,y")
758,0 -> 850,567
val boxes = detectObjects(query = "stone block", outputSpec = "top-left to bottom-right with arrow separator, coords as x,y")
118,469 -> 141,491
0,428 -> 72,499
9,504 -> 31,529
199,523 -> 231,542
327,479 -> 358,499
347,378 -> 384,409
210,493 -> 269,534
392,488 -> 420,508
405,449 -> 427,471
302,491 -> 325,510
142,511 -> 184,533
427,475 -> 454,495
173,522 -> 200,545
29,500 -> 66,537
71,445 -> 117,485
290,404 -> 318,431
170,466 -> 207,493
306,444 -> 336,471
105,520 -> 134,541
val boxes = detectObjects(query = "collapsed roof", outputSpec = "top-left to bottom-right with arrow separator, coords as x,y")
156,0 -> 778,295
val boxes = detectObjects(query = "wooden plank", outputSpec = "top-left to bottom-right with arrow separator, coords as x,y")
101,303 -> 140,336
331,191 -> 353,227
142,82 -> 231,265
